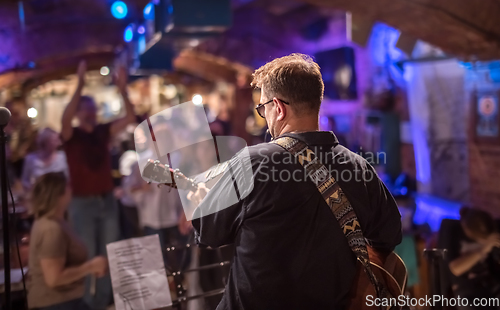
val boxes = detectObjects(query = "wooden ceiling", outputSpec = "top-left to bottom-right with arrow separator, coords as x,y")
303,0 -> 500,60
1,0 -> 500,91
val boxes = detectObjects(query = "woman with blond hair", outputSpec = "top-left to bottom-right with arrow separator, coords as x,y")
21,127 -> 68,191
27,172 -> 108,310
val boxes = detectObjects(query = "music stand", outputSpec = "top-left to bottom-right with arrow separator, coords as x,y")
164,243 -> 231,310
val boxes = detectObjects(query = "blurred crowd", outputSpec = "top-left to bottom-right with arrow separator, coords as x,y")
3,62 -> 234,310
6,60 -> 500,310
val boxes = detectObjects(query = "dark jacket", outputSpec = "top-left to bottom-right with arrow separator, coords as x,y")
192,131 -> 402,310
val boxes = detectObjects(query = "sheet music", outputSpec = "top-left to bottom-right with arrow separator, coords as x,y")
107,235 -> 172,310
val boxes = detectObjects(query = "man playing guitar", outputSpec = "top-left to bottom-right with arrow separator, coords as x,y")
188,54 -> 403,310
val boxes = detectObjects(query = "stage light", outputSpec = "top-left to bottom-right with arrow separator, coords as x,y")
143,3 -> 154,20
188,39 -> 200,47
164,85 -> 177,99
124,25 -> 134,42
192,94 -> 203,106
27,107 -> 38,118
100,66 -> 110,76
111,99 -> 121,113
111,1 -> 128,19
138,25 -> 145,34
400,187 -> 408,196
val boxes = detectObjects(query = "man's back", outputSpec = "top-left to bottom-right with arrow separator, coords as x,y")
193,131 -> 402,310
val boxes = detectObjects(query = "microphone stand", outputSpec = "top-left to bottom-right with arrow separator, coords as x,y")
0,125 -> 11,310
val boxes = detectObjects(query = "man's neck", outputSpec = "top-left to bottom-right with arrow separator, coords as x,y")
277,118 -> 319,137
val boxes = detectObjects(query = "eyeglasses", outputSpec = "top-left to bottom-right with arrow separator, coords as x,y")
255,98 -> 289,118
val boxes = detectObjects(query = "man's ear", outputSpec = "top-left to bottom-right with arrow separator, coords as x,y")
274,98 -> 287,121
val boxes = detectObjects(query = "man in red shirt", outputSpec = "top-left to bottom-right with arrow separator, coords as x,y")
61,61 -> 135,310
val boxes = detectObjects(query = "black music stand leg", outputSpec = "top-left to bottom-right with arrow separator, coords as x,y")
215,248 -> 227,287
172,271 -> 187,310
0,127 -> 11,310
424,248 -> 447,310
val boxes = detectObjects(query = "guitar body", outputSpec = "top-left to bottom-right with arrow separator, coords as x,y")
346,247 -> 407,310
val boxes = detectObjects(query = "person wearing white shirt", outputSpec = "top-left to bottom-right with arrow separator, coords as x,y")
22,127 -> 69,191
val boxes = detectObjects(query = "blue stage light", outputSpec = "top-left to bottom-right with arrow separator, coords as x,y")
413,194 -> 461,232
124,25 -> 134,42
138,25 -> 145,35
143,3 -> 154,20
400,186 -> 408,196
111,1 -> 128,19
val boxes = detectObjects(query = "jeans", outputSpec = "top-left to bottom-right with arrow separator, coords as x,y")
39,298 -> 90,310
68,192 -> 119,310
117,200 -> 140,239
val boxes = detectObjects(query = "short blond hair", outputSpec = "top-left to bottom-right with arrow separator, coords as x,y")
251,53 -> 324,115
31,172 -> 67,219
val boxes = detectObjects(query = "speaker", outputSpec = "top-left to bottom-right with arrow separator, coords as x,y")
315,47 -> 357,100
156,0 -> 231,33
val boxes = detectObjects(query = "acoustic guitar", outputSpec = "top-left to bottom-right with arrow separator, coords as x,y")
141,159 -> 408,310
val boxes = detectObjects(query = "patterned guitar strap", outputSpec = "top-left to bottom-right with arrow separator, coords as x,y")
271,136 -> 388,303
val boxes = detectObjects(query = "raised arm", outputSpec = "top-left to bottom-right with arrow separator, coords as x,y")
61,61 -> 86,142
110,66 -> 136,137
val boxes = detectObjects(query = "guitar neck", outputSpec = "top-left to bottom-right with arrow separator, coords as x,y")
179,161 -> 230,192
143,159 -> 230,192
182,179 -> 199,192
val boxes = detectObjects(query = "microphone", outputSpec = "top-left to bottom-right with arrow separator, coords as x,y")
0,107 -> 11,128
